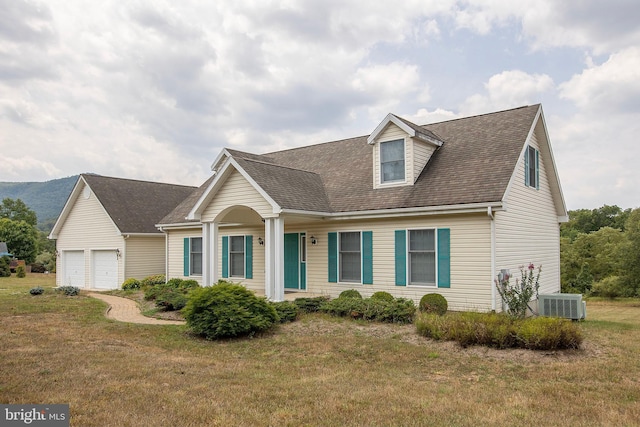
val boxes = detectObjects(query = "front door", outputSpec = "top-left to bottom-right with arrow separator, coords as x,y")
284,233 -> 306,290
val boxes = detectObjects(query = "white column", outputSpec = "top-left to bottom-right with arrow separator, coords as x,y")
211,222 -> 219,285
273,217 -> 285,302
202,223 -> 211,287
264,217 -> 285,301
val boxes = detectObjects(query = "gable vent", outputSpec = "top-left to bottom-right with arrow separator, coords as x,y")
538,294 -> 586,320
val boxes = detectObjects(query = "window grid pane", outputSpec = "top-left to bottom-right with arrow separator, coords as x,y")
229,236 -> 245,277
528,146 -> 537,188
190,237 -> 202,275
381,140 -> 405,183
339,232 -> 361,282
408,230 -> 435,285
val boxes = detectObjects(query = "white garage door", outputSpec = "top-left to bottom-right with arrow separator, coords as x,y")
63,251 -> 85,287
93,250 -> 118,289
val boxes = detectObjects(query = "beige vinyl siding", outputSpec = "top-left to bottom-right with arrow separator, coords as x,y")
300,214 -> 492,312
373,123 -> 410,188
167,227 -> 203,285
124,236 -> 165,279
55,183 -> 123,287
201,170 -> 273,222
495,118 -> 561,310
217,225 -> 265,293
412,140 -> 437,182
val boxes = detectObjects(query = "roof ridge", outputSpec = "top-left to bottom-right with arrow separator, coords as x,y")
263,134 -> 368,156
81,173 -> 196,189
237,157 -> 320,176
418,104 -> 539,127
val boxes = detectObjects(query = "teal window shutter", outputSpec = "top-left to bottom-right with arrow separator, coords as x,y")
437,228 -> 450,288
395,230 -> 406,286
245,235 -> 253,279
328,232 -> 337,283
524,146 -> 530,187
183,237 -> 190,277
222,236 -> 229,278
535,149 -> 540,190
362,231 -> 373,285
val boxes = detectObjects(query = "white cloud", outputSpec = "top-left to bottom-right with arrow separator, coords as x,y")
559,47 -> 640,112
461,70 -> 554,114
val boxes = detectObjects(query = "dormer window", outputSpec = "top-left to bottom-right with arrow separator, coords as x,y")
380,139 -> 405,183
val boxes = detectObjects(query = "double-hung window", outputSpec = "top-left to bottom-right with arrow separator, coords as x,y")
229,236 -> 245,277
190,237 -> 202,276
525,145 -> 539,189
380,139 -> 405,183
339,232 -> 361,283
408,229 -> 436,285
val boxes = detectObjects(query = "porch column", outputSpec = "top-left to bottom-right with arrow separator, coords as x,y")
202,223 -> 211,287
201,222 -> 219,287
264,217 -> 285,301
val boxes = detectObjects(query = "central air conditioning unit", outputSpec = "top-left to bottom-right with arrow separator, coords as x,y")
538,293 -> 586,320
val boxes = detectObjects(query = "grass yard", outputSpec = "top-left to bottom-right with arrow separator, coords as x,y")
1,275 -> 639,426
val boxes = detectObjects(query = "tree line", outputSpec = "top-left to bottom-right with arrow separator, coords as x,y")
561,205 -> 640,297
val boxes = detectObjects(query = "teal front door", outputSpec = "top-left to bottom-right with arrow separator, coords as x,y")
284,233 -> 306,290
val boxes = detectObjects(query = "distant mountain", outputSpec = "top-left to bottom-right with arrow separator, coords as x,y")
0,176 -> 78,232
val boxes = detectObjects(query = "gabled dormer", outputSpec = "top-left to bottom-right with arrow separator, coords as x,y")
368,113 -> 444,189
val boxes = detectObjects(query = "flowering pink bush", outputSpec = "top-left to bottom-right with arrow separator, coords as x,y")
495,264 -> 541,318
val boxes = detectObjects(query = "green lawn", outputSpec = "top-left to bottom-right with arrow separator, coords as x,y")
1,274 -> 639,426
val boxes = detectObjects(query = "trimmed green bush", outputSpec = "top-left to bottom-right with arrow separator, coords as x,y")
180,279 -> 200,291
321,297 -> 416,324
140,274 -> 166,288
57,286 -> 80,296
370,291 -> 394,302
29,286 -> 44,295
155,287 -> 188,311
0,256 -> 11,277
590,276 -> 627,298
293,296 -> 330,313
183,281 -> 278,339
271,301 -> 299,323
415,311 -> 583,350
16,265 -> 26,278
419,293 -> 448,315
121,278 -> 141,290
339,289 -> 362,299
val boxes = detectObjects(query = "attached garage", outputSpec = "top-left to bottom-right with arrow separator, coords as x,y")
63,251 -> 85,287
93,250 -> 119,289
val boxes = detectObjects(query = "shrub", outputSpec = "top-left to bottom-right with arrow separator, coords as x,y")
370,291 -> 395,302
321,297 -> 367,318
35,251 -> 56,272
293,296 -> 330,313
121,278 -> 141,290
590,276 -> 627,298
271,301 -> 299,323
495,264 -> 541,318
180,279 -> 200,291
30,263 -> 47,273
155,287 -> 188,311
30,286 -> 44,295
339,289 -> 362,299
57,286 -> 80,296
0,256 -> 10,277
165,278 -> 184,288
183,281 -> 278,339
419,293 -> 448,315
321,297 -> 416,324
415,311 -> 582,350
140,274 -> 166,288
16,265 -> 26,278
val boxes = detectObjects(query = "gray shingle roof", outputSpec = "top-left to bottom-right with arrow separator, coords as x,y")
81,174 -> 196,233
162,105 -> 541,224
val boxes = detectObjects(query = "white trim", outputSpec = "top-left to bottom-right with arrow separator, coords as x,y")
367,113 -> 443,146
405,228 -> 438,288
489,206 -> 496,311
337,230 -> 363,285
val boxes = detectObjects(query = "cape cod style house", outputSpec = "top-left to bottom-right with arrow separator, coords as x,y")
156,104 -> 567,312
50,174 -> 195,289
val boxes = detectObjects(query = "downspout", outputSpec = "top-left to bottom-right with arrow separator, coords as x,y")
158,226 -> 168,280
488,207 -> 496,311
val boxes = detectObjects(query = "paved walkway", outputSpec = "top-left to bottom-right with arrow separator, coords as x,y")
88,293 -> 186,325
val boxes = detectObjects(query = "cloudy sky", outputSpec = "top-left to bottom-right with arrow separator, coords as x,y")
1,0 -> 639,210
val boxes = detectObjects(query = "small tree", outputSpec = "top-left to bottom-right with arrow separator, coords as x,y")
0,256 -> 10,277
495,264 -> 541,318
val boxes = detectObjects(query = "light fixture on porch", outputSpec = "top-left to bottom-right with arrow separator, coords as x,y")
310,236 -> 318,245
258,237 -> 264,246
115,248 -> 121,259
